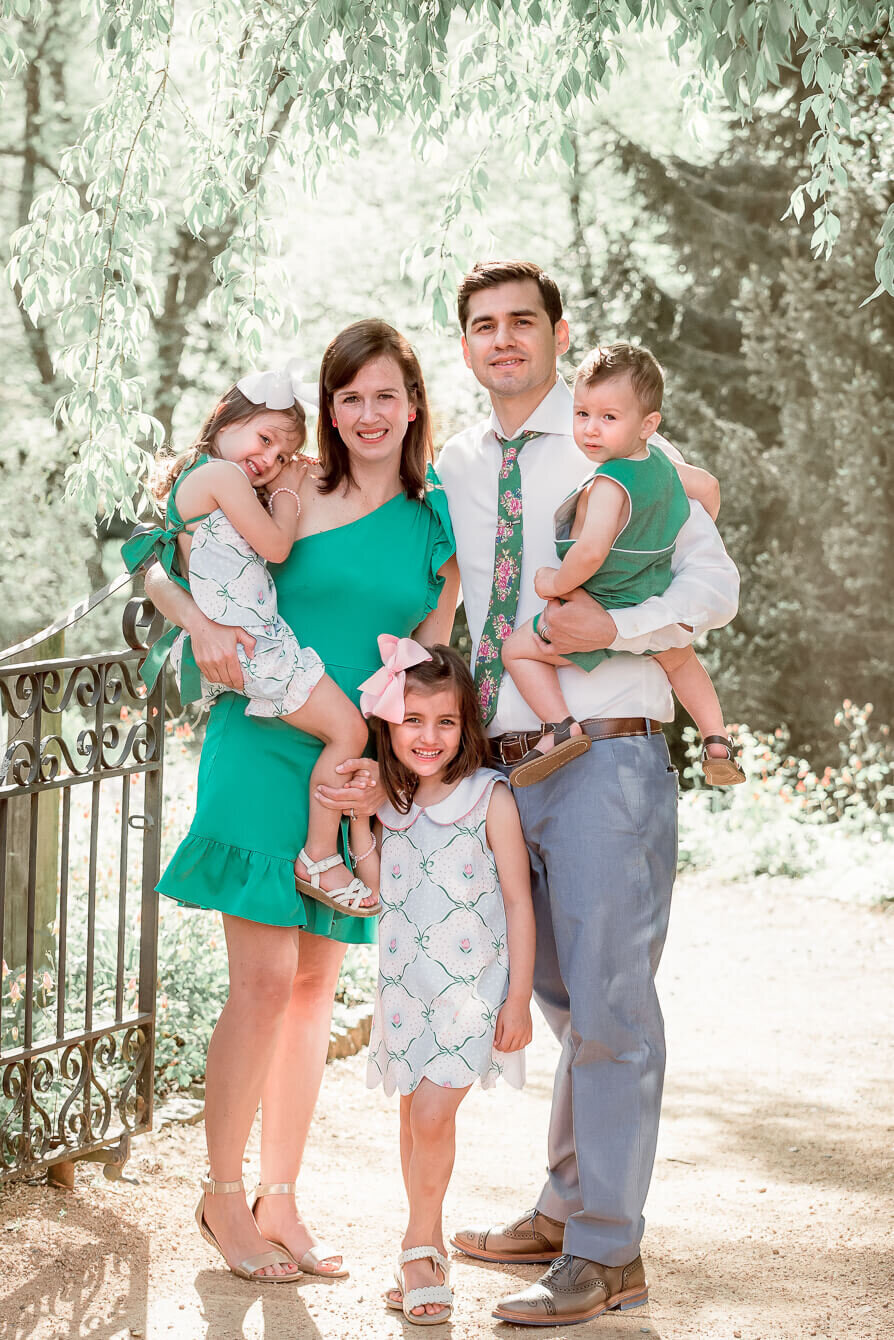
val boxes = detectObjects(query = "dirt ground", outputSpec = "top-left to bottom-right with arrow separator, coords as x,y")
1,870 -> 892,1340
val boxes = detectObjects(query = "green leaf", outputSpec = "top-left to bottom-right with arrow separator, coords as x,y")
823,44 -> 844,76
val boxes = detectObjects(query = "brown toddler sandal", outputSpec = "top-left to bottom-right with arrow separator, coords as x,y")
701,735 -> 746,786
509,717 -> 591,788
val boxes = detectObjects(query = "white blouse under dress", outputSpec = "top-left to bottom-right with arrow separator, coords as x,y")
366,767 -> 526,1096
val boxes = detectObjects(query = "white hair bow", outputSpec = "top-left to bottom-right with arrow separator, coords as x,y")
237,359 -> 319,411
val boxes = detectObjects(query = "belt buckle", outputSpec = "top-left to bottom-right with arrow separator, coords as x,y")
496,734 -> 523,765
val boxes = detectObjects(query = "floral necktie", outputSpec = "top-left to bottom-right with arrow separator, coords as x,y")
473,431 -> 541,724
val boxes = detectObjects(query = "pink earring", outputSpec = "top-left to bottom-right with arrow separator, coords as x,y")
331,418 -> 338,428
408,410 -> 417,422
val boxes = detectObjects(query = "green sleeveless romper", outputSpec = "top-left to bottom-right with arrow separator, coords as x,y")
534,446 -> 691,672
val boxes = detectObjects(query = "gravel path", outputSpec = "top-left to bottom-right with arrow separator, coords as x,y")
1,870 -> 892,1339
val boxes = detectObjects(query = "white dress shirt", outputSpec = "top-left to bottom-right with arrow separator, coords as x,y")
436,378 -> 740,734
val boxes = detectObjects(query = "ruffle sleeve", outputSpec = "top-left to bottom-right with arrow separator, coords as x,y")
420,464 -> 456,620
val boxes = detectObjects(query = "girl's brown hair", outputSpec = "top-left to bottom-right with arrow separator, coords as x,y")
317,320 -> 433,498
152,386 -> 306,503
371,644 -> 487,814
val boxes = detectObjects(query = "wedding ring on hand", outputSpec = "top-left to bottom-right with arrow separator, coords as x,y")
539,620 -> 551,644
349,808 -> 356,820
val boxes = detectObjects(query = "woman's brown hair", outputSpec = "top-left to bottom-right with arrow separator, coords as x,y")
317,320 -> 433,498
371,644 -> 487,814
152,386 -> 306,503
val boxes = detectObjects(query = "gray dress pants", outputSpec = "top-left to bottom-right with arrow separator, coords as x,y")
507,730 -> 678,1267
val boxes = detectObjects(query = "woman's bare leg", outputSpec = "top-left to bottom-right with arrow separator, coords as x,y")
285,677 -> 376,905
200,915 -> 301,1278
252,929 -> 348,1271
391,1079 -> 471,1317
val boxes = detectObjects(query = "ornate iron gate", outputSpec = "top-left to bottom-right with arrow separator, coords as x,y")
0,579 -> 164,1181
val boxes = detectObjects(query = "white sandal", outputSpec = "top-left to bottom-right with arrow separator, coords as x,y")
249,1181 -> 348,1277
387,1245 -> 453,1325
294,848 -> 379,918
195,1177 -> 298,1282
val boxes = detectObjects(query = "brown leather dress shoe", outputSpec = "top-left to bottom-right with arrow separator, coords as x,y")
492,1252 -> 648,1326
450,1209 -> 565,1264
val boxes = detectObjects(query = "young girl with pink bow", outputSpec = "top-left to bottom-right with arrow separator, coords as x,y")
351,639 -> 535,1325
123,368 -> 377,916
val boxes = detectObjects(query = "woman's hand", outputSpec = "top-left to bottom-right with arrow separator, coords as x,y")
314,758 -> 385,818
494,996 -> 533,1053
190,612 -> 256,689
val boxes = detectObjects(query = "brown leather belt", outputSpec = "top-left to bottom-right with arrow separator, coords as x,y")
488,717 -> 664,766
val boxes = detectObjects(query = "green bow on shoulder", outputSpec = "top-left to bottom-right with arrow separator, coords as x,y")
121,523 -> 202,702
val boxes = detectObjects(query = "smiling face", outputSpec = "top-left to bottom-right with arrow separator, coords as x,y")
330,355 -> 413,469
572,374 -> 661,464
213,410 -> 301,489
389,685 -> 463,782
461,279 -> 569,410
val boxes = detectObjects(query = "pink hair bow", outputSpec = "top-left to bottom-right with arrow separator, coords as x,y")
358,635 -> 432,723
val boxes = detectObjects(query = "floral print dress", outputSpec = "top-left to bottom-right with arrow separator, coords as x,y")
366,768 -> 526,1096
171,499 -> 324,717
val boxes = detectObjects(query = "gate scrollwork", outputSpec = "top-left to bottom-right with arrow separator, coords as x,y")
1,576 -> 163,1181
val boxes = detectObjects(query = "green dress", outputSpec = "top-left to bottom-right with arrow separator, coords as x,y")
157,470 -> 455,945
535,446 -> 690,673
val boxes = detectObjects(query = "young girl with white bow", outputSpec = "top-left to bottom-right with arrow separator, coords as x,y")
349,639 -> 535,1324
123,368 -> 377,916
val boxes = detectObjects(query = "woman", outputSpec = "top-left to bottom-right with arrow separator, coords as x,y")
145,321 -> 459,1281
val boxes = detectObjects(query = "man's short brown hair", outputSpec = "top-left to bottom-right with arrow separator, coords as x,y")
457,260 -> 564,332
575,342 -> 664,414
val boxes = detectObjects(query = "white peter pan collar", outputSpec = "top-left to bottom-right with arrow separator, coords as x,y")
377,767 -> 507,832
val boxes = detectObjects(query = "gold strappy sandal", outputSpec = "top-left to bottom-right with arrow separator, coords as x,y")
250,1182 -> 349,1278
195,1177 -> 298,1282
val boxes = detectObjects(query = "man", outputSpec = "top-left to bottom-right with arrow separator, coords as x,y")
436,259 -> 738,1326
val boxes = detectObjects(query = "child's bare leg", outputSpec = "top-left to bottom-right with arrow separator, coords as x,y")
283,677 -> 375,906
346,814 -> 379,899
385,1092 -> 419,1307
654,645 -> 730,758
389,1080 -> 469,1317
501,619 -> 582,753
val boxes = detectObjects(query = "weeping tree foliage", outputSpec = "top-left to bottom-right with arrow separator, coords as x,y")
1,0 -> 891,516
554,37 -> 893,752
